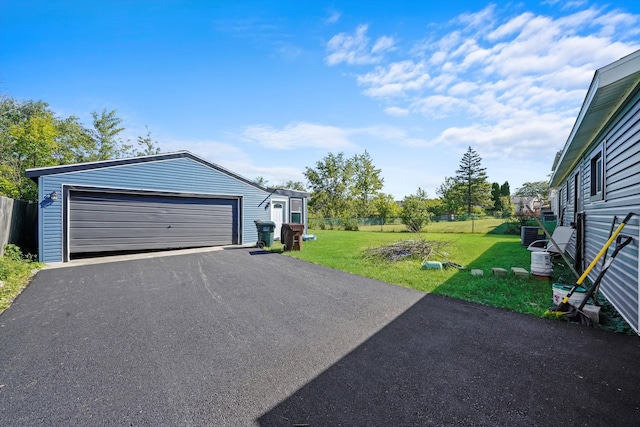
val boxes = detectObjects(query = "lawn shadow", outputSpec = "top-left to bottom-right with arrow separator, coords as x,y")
432,240 -> 552,316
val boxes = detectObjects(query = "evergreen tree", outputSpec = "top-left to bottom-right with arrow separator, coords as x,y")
491,182 -> 503,212
454,146 -> 491,215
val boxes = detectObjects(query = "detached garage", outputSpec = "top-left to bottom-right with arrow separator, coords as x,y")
26,151 -> 305,263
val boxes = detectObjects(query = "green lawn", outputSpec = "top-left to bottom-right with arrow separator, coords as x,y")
358,218 -> 508,234
284,229 -> 553,316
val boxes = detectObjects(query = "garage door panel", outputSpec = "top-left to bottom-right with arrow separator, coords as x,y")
69,191 -> 239,254
71,226 -> 235,239
70,211 -> 235,224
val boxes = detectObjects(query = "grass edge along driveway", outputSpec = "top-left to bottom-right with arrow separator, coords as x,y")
285,229 -> 567,318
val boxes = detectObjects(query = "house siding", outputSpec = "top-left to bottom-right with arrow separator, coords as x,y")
560,88 -> 640,332
38,157 -> 271,263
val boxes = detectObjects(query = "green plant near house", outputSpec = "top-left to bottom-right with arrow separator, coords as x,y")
1,244 -> 42,313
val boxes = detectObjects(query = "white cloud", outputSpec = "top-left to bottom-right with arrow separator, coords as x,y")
487,12 -> 534,41
162,139 -> 248,163
384,106 -> 410,116
372,35 -> 395,53
325,24 -> 394,65
325,9 -> 341,24
327,3 -> 640,159
242,122 -> 356,150
357,60 -> 430,97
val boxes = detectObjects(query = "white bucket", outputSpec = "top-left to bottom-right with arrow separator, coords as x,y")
531,251 -> 552,276
552,284 -> 587,306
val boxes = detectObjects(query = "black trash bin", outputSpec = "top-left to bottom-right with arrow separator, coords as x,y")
254,220 -> 276,248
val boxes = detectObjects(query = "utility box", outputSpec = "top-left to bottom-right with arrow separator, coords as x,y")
521,226 -> 542,246
281,223 -> 304,251
254,220 -> 276,248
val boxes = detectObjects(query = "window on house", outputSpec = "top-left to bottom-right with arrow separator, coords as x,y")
290,198 -> 303,224
590,150 -> 604,201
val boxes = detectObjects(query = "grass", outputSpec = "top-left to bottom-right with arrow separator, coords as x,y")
284,229 -> 552,316
0,253 -> 42,313
280,227 -> 635,332
358,218 -> 508,234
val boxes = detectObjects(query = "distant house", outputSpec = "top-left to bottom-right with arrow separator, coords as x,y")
549,50 -> 640,334
26,151 -> 308,263
511,197 -> 541,216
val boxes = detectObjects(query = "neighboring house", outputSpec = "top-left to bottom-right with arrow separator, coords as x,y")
511,197 -> 541,216
549,50 -> 640,334
25,151 -> 308,263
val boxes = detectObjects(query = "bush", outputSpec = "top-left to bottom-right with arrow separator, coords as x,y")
3,244 -> 23,262
339,216 -> 359,231
400,188 -> 430,233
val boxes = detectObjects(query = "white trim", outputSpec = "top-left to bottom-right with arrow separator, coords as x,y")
38,178 -> 44,263
62,183 -> 243,199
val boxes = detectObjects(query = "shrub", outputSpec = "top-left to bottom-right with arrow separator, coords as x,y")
400,188 -> 430,232
3,244 -> 23,262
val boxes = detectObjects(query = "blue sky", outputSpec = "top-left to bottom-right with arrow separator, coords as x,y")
2,1 -> 640,199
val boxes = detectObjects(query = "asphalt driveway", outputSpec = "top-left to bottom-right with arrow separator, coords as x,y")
1,248 -> 640,426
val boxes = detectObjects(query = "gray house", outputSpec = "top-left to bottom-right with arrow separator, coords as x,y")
550,50 -> 640,333
26,151 -> 308,263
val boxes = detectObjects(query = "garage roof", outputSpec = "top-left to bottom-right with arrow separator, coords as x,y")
25,150 -> 268,191
550,50 -> 640,187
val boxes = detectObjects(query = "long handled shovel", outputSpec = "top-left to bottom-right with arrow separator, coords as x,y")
548,212 -> 636,321
561,234 -> 634,326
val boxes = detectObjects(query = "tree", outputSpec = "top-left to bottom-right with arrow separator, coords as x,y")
282,180 -> 306,191
437,176 -> 464,216
304,152 -> 354,220
400,188 -> 431,232
500,181 -> 513,216
373,193 -> 400,226
0,95 -> 162,201
254,176 -> 269,187
136,126 -> 161,156
88,108 -> 131,161
425,198 -> 447,217
53,115 -> 95,164
514,181 -> 550,202
491,182 -> 503,212
500,181 -> 510,197
6,113 -> 59,200
455,146 -> 491,215
351,150 -> 383,218
0,98 -> 61,200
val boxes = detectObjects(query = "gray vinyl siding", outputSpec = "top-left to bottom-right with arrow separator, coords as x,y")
560,88 -> 640,332
38,157 -> 270,262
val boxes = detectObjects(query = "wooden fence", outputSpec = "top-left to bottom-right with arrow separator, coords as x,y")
0,195 -> 37,256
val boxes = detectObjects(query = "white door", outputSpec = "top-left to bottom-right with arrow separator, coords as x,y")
270,199 -> 287,240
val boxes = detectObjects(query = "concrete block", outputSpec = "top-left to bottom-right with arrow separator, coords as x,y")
422,261 -> 443,270
581,304 -> 601,325
511,267 -> 529,278
471,269 -> 483,277
492,267 -> 508,277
